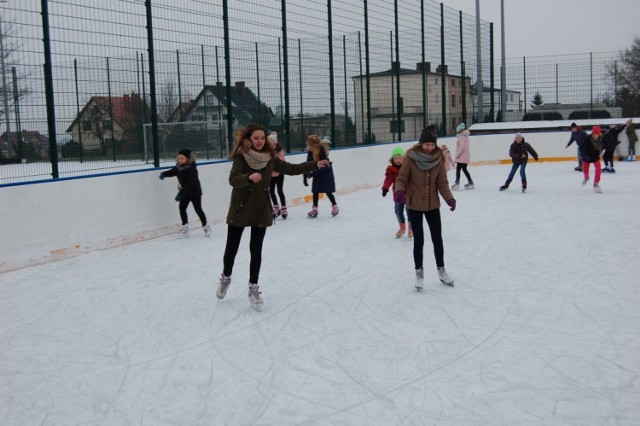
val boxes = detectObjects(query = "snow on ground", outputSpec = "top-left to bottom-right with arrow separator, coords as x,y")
1,161 -> 639,425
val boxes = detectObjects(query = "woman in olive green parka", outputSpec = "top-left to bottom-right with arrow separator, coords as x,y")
217,123 -> 329,308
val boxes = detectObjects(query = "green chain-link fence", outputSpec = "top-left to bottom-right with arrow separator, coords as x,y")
0,0 -> 624,185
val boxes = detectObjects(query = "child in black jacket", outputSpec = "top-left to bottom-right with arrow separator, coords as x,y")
602,124 -> 623,172
160,149 -> 210,238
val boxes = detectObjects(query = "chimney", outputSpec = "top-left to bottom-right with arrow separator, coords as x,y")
436,65 -> 448,74
235,81 -> 246,96
416,62 -> 431,73
391,61 -> 400,72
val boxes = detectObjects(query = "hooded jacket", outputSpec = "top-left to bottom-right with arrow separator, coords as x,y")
454,130 -> 471,164
395,145 -> 454,212
160,155 -> 202,199
509,138 -> 538,164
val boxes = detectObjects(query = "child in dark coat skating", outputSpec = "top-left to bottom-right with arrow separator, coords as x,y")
159,149 -> 210,238
499,133 -> 538,192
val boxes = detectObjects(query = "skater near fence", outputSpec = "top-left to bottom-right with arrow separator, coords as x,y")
452,123 -> 474,190
159,149 -> 211,238
625,119 -> 638,161
566,122 -> 587,171
499,133 -> 539,193
303,135 -> 339,218
217,124 -> 329,309
602,124 -> 624,173
394,125 -> 457,289
381,146 -> 412,238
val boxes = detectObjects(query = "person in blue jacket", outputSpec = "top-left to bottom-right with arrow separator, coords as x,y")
304,135 -> 339,218
565,122 -> 587,172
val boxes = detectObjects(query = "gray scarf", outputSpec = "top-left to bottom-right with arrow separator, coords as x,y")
242,150 -> 271,170
408,149 -> 441,171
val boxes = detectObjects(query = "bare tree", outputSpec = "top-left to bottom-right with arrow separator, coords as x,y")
86,104 -> 109,155
158,80 -> 177,122
608,36 -> 640,116
0,16 -> 30,128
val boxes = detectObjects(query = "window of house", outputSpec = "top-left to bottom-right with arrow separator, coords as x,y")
509,94 -> 514,102
206,95 -> 215,105
103,120 -> 112,130
451,79 -> 456,87
451,94 -> 456,108
82,120 -> 92,131
434,94 -> 439,104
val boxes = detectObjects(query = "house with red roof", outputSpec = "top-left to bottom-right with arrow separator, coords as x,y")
66,93 -> 149,155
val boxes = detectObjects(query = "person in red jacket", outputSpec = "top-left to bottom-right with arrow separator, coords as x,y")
381,146 -> 412,238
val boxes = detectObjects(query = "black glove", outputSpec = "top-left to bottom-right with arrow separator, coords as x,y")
175,193 -> 181,202
159,173 -> 165,180
303,176 -> 308,187
382,188 -> 388,197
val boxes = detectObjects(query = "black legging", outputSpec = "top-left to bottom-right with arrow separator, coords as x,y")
269,174 -> 286,206
455,163 -> 472,183
178,195 -> 207,226
223,225 -> 267,284
603,148 -> 614,167
407,208 -> 444,269
312,192 -> 337,206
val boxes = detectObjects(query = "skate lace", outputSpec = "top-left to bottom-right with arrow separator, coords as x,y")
249,284 -> 262,299
219,275 -> 231,289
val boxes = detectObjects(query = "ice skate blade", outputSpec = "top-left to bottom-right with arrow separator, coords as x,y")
440,280 -> 454,287
415,286 -> 423,291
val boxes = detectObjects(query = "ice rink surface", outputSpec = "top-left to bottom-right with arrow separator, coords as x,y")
2,161 -> 639,425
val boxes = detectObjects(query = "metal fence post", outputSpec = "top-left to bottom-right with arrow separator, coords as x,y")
41,0 -> 58,177
144,0 -> 160,167
327,0 -> 336,144
281,0 -> 291,152
440,3 -> 446,135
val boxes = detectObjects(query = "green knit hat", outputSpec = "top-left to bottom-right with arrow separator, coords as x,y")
390,146 -> 404,159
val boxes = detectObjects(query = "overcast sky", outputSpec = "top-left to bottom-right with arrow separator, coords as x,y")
443,0 -> 640,58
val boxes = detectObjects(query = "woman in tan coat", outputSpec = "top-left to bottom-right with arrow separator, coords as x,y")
394,125 -> 457,289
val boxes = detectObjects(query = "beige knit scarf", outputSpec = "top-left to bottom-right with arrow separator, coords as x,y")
242,149 -> 271,170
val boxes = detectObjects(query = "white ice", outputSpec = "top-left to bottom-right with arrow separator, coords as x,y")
1,161 -> 639,425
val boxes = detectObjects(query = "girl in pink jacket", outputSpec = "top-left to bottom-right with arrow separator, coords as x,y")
452,123 -> 474,190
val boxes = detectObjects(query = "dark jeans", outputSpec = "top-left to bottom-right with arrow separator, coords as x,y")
269,174 -> 286,207
455,163 -> 472,183
313,192 -> 337,206
505,159 -> 528,185
394,202 -> 406,224
178,195 -> 207,226
407,208 -> 444,269
223,225 -> 267,284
